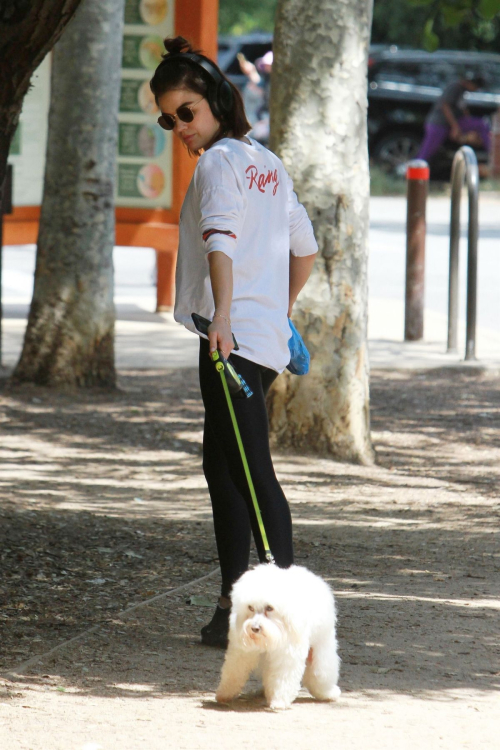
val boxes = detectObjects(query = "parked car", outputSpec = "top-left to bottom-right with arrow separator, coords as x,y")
219,39 -> 500,177
368,48 -> 500,176
218,35 -> 396,89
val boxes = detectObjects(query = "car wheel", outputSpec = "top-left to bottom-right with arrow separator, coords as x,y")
372,132 -> 421,173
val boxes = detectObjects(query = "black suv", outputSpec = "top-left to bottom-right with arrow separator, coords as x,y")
219,40 -> 500,176
368,49 -> 500,176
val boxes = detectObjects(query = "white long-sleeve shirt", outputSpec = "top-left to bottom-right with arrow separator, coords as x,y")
174,137 -> 318,372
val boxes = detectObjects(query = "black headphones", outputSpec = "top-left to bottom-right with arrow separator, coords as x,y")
159,51 -> 234,120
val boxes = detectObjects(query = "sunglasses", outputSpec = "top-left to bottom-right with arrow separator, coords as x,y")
157,97 -> 204,131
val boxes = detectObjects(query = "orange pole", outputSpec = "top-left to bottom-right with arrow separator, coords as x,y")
154,0 -> 219,310
172,0 -> 219,220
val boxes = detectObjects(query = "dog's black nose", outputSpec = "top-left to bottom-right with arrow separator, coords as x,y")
251,626 -> 261,633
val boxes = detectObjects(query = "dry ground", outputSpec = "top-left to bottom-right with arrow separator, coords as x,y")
0,366 -> 499,750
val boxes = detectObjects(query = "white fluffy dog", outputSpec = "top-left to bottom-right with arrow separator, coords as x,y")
216,564 -> 341,710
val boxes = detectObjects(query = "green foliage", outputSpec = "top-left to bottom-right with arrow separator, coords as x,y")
441,6 -> 469,27
426,0 -> 500,50
372,0 -> 428,46
423,18 -> 440,50
478,0 -> 500,19
372,0 -> 500,52
218,0 -> 277,35
369,165 -> 408,196
219,0 -> 500,53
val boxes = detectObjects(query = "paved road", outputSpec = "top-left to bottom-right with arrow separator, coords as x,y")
369,195 -> 499,330
1,195 -> 499,369
368,194 -> 500,367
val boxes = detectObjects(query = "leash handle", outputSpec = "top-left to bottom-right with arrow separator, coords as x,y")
213,353 -> 275,564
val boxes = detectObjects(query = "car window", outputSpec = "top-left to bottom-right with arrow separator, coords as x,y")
479,62 -> 500,92
371,58 -> 500,93
372,60 -> 458,88
423,62 -> 456,89
439,61 -> 500,93
371,61 -> 435,86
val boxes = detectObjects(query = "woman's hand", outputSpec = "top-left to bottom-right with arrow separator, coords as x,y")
208,317 -> 234,359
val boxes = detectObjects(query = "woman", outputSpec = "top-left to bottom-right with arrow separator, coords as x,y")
150,37 -> 318,647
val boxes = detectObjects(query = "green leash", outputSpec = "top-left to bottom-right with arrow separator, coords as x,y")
212,351 -> 275,564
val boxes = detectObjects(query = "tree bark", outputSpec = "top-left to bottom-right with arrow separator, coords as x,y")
0,0 -> 84,190
269,0 -> 375,464
13,0 -> 125,387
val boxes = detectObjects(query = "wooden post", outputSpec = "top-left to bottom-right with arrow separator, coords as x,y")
404,160 -> 429,341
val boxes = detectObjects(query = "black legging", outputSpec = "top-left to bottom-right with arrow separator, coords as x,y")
199,338 -> 294,598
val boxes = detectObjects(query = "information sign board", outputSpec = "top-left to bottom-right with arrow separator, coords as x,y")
7,1 -> 175,212
117,0 -> 174,208
8,56 -> 51,207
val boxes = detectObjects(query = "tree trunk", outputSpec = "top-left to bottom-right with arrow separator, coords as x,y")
269,0 -> 375,464
13,0 -> 125,387
0,0 -> 84,190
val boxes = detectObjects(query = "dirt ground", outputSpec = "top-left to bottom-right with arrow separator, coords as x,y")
0,366 -> 499,750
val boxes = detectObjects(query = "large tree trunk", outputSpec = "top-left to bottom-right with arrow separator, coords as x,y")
13,0 -> 125,387
269,0 -> 375,464
0,1 -> 84,191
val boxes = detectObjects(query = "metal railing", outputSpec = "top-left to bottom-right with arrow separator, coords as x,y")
447,146 -> 479,361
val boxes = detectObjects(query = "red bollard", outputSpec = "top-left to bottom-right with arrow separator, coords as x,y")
404,159 -> 429,341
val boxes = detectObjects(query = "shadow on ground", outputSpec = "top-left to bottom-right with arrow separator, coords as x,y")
1,367 -> 499,703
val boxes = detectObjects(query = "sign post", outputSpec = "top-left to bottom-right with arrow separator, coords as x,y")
117,0 -> 173,210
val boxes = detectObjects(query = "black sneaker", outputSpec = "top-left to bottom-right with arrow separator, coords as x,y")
200,605 -> 230,648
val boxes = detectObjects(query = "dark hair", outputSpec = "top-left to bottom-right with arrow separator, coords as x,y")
150,37 -> 251,153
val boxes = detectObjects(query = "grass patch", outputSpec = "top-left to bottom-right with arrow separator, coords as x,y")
370,165 -> 408,196
370,164 -> 500,197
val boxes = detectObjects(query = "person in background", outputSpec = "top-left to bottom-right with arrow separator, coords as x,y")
238,50 -> 273,145
415,71 -> 490,172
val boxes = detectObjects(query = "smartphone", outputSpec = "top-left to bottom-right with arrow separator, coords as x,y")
191,312 -> 239,351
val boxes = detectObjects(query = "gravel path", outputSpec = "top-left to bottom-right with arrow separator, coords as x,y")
1,367 -> 499,749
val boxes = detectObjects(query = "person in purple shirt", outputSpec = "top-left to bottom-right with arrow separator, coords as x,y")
416,72 -> 490,168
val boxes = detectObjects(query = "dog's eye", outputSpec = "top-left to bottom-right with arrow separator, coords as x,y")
265,605 -> 274,612
248,605 -> 254,612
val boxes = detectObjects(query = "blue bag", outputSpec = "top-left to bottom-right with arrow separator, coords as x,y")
286,319 -> 310,375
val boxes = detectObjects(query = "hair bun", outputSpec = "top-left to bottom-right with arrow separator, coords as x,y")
162,36 -> 194,58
